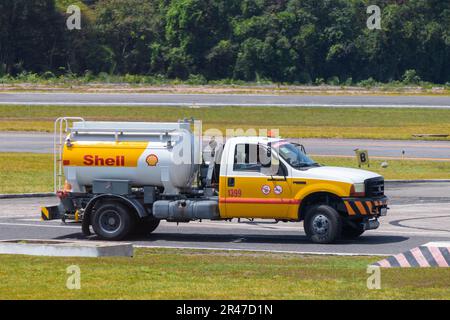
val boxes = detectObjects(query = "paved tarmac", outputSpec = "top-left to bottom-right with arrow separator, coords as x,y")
1,132 -> 449,161
0,182 -> 449,256
1,92 -> 450,108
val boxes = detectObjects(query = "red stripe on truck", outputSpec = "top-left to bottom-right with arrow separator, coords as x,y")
219,198 -> 300,205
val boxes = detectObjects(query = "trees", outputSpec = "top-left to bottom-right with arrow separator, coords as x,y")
94,0 -> 166,74
0,0 -> 448,83
0,0 -> 65,74
164,0 -> 240,78
354,0 -> 450,83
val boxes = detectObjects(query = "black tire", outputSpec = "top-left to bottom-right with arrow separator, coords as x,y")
133,217 -> 160,236
342,223 -> 365,239
92,201 -> 134,241
304,204 -> 342,244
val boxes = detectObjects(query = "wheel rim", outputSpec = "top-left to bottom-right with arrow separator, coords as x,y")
99,210 -> 122,234
312,214 -> 330,235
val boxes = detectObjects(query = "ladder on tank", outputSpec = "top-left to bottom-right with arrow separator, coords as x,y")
54,117 -> 85,193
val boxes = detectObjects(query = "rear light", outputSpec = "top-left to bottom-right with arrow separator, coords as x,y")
57,190 -> 68,199
350,183 -> 365,197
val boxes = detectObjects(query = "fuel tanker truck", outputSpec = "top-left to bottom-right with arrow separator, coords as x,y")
42,117 -> 388,244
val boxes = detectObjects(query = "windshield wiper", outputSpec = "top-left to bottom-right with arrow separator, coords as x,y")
293,163 -> 314,167
293,162 -> 321,169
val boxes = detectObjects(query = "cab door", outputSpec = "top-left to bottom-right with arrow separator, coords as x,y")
221,143 -> 294,219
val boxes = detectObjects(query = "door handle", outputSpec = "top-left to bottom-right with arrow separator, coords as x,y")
228,177 -> 235,187
267,177 -> 287,182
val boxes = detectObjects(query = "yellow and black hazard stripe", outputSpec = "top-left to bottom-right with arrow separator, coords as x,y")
41,207 -> 51,220
344,198 -> 388,216
40,206 -> 61,221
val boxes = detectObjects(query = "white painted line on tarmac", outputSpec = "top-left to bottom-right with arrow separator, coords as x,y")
1,220 -> 448,237
134,244 -> 388,257
423,241 -> 450,247
161,220 -> 450,236
0,219 -> 298,232
369,229 -> 450,236
0,102 -> 449,108
0,222 -> 79,229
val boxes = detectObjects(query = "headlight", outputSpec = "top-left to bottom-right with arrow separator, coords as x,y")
350,183 -> 365,197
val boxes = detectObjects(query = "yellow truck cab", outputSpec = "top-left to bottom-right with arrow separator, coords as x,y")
218,137 -> 387,243
46,119 -> 388,244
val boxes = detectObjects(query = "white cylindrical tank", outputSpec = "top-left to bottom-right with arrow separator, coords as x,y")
62,121 -> 201,193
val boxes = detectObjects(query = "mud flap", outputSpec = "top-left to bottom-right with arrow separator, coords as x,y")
81,213 -> 91,236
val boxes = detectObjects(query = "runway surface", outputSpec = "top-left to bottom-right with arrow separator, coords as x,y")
1,131 -> 449,161
1,182 -> 449,256
1,92 -> 450,108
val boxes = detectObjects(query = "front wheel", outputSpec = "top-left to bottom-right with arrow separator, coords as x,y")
304,205 -> 342,244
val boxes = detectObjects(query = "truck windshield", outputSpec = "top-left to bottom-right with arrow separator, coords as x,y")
275,142 -> 319,169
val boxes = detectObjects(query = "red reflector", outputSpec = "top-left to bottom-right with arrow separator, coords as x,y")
63,160 -> 70,166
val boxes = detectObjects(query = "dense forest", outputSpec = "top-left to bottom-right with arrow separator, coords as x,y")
0,0 -> 449,84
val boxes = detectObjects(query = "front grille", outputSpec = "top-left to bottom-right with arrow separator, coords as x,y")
365,177 -> 384,198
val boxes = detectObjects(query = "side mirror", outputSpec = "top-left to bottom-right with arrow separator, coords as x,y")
261,152 -> 281,176
267,142 -> 272,157
259,142 -> 272,168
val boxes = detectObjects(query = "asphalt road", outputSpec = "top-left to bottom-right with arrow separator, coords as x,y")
1,182 -> 449,255
1,132 -> 449,160
1,92 -> 450,108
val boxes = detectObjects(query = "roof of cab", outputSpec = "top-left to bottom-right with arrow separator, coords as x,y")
226,136 -> 285,144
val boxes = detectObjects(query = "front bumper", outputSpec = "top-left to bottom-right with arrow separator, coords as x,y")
342,196 -> 388,217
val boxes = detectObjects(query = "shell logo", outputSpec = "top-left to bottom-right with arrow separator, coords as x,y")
146,154 -> 159,167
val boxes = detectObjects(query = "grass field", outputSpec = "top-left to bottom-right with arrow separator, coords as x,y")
1,77 -> 449,94
0,105 -> 449,140
0,248 -> 449,299
1,153 -> 449,194
313,156 -> 450,180
0,153 -> 54,194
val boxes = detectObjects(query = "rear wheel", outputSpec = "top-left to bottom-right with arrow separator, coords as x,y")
304,204 -> 342,244
92,201 -> 134,240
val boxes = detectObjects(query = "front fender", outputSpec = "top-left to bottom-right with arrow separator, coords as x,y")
288,181 -> 350,221
294,181 -> 351,202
